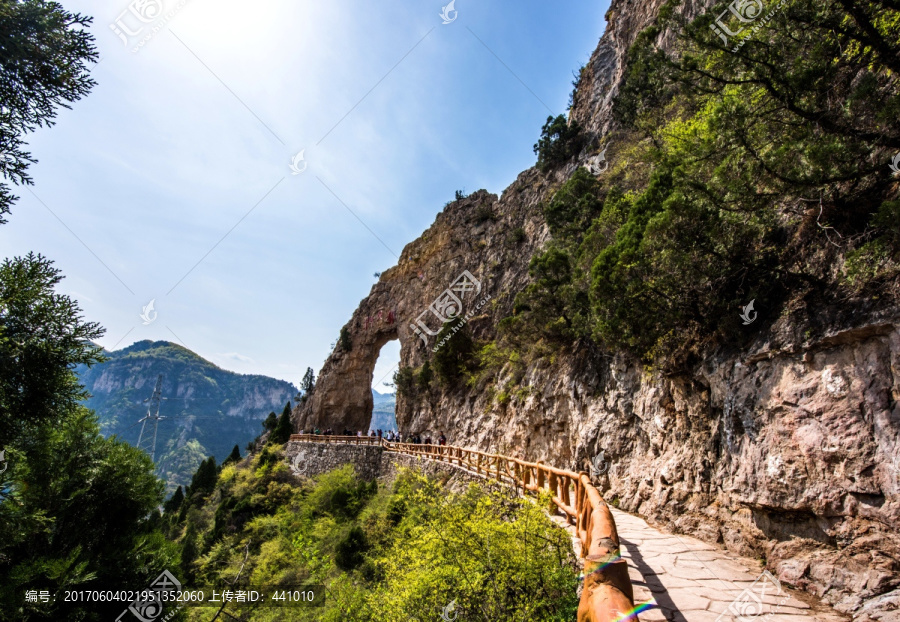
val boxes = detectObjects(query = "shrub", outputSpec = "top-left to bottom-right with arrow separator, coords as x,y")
472,205 -> 496,224
417,361 -> 433,391
507,227 -> 526,246
393,366 -> 416,397
335,526 -> 368,570
433,320 -> 474,383
339,326 -> 352,351
533,114 -> 583,172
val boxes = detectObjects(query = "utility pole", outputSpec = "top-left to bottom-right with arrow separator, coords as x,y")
136,374 -> 165,463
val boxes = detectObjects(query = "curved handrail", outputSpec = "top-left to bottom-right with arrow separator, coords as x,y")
288,434 -> 637,622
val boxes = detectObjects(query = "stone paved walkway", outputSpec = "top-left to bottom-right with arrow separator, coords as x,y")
609,509 -> 848,622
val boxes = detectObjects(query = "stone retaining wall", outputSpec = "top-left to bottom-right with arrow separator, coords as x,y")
285,441 -> 495,491
285,441 -> 384,481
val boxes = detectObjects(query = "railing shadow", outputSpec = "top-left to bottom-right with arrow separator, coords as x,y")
621,538 -> 685,622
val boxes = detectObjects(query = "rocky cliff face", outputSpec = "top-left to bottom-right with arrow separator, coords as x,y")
295,0 -> 900,617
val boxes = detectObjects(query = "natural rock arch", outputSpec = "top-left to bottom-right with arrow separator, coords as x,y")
293,188 -> 544,435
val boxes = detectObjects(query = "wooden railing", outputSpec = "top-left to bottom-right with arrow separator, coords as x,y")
288,434 -> 638,622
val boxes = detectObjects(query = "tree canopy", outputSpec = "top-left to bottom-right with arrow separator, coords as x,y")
0,0 -> 97,220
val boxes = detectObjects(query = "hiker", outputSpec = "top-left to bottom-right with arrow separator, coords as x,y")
314,427 -> 321,435
438,432 -> 446,446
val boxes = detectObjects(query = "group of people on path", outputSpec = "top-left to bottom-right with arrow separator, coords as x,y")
299,427 -> 447,446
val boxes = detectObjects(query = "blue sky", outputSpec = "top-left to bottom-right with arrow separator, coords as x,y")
0,0 -> 610,391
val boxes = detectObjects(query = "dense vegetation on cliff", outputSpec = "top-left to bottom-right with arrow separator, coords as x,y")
162,453 -> 580,621
466,0 -> 900,394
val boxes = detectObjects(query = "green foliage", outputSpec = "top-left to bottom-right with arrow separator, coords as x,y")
508,0 -> 900,367
392,366 -> 416,397
501,244 -> 591,348
507,226 -> 527,246
339,326 -> 352,351
269,405 -> 293,445
173,459 -> 578,622
544,167 -> 604,238
364,474 -> 580,621
0,0 -> 97,220
433,320 -> 474,384
533,114 -> 583,172
164,486 -> 185,514
472,205 -> 496,224
0,253 -> 104,445
417,361 -> 433,391
335,526 -> 368,570
262,411 -> 277,431
224,445 -> 241,465
299,366 -> 316,401
0,257 -> 178,620
304,465 -> 376,521
188,456 -> 218,498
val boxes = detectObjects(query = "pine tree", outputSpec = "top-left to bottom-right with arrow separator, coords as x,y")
163,486 -> 184,514
299,367 -> 316,401
180,523 -> 199,582
188,457 -> 217,497
0,2 -> 97,220
224,445 -> 241,465
262,411 -> 278,431
433,320 -> 474,383
417,361 -> 433,391
269,406 -> 293,445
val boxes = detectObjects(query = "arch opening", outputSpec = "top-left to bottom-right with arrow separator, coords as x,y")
369,338 -> 399,433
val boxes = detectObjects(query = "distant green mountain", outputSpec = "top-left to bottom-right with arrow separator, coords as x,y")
371,389 -> 397,432
77,340 -> 297,494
